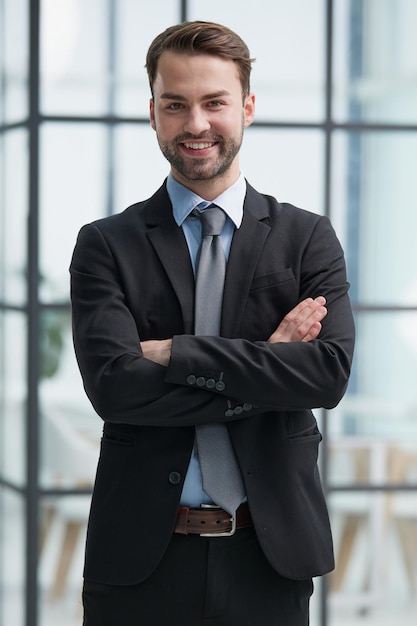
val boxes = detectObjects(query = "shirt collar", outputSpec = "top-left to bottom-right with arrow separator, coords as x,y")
167,172 -> 246,229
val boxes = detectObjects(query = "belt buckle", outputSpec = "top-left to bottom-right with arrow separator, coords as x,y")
199,503 -> 237,537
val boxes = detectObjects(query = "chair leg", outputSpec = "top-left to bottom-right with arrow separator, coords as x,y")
331,513 -> 363,591
39,506 -> 56,556
50,521 -> 83,599
396,518 -> 417,594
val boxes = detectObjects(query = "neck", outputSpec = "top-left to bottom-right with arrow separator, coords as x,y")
171,168 -> 240,201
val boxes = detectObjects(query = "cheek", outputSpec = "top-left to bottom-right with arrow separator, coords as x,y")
215,114 -> 242,136
154,114 -> 181,139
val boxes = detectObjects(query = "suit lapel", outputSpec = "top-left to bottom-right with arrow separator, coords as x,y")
144,182 -> 271,338
145,184 -> 195,334
221,184 -> 271,338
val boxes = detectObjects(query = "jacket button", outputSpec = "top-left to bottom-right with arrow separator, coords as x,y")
233,405 -> 243,415
215,381 -> 225,392
243,403 -> 253,412
186,375 -> 196,385
169,471 -> 181,485
225,409 -> 234,417
205,378 -> 215,389
196,376 -> 206,387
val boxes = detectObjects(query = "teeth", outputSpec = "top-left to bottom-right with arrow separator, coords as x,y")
184,142 -> 213,150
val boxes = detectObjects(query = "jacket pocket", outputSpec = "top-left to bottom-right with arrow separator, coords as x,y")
286,423 -> 322,445
102,428 -> 136,447
250,267 -> 295,291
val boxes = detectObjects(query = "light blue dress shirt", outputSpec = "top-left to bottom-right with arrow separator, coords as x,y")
166,172 -> 246,508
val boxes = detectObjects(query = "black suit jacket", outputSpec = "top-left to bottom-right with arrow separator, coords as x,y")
70,181 -> 355,585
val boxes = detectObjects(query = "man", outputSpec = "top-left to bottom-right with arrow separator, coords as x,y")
70,21 -> 355,626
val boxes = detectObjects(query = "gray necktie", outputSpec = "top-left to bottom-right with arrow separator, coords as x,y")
194,205 -> 245,515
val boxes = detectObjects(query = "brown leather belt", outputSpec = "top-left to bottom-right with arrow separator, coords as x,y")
174,503 -> 251,537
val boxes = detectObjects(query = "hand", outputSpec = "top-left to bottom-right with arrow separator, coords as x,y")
268,296 -> 327,344
140,338 -> 172,366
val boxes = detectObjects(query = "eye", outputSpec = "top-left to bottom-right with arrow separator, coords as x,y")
208,100 -> 223,108
167,102 -> 183,110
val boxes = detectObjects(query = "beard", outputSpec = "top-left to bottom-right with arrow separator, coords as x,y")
157,129 -> 244,182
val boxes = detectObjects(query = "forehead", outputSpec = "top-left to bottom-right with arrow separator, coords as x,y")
153,51 -> 242,96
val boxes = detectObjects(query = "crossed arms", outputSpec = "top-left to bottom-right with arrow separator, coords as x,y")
141,296 -> 328,367
70,211 -> 355,426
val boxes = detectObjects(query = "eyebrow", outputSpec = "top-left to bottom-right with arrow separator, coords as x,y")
160,90 -> 232,101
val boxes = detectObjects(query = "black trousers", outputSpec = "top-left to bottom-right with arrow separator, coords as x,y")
82,528 -> 313,626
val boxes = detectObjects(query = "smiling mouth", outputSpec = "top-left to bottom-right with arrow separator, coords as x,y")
182,141 -> 215,150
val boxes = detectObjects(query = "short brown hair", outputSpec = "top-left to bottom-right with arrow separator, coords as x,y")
146,21 -> 255,98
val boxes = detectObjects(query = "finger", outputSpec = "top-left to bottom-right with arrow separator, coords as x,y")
282,304 -> 326,342
285,296 -> 326,322
281,298 -> 315,328
296,305 -> 327,341
301,321 -> 322,342
283,300 -> 326,333
268,297 -> 327,343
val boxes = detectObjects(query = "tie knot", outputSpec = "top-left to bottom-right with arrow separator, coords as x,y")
197,205 -> 226,237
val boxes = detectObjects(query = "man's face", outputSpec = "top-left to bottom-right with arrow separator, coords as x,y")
150,51 -> 255,193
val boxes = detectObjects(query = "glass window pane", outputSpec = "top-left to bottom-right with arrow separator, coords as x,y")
333,0 -> 417,124
40,0 -> 109,115
0,0 -> 29,124
241,128 -> 324,216
332,131 -> 417,306
114,0 -> 179,117
328,491 -> 417,624
189,0 -> 325,122
114,124 -> 171,210
39,310 -> 101,489
331,311 -> 417,438
328,439 -> 417,489
328,310 -> 417,484
0,129 -> 28,305
0,488 -> 25,626
0,311 -> 27,486
39,124 -> 107,302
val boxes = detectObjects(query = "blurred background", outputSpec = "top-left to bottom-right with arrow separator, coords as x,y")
1,1 -> 417,625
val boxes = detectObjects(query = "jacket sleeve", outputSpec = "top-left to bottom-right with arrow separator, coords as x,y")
165,214 -> 355,411
70,223 -> 244,427
70,214 -> 354,426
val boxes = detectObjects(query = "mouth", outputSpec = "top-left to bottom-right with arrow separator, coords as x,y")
182,141 -> 215,150
177,136 -> 220,157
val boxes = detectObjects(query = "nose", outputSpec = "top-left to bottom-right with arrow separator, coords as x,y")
183,106 -> 210,135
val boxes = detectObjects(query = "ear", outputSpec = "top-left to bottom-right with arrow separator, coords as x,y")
149,98 -> 156,130
243,93 -> 255,128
